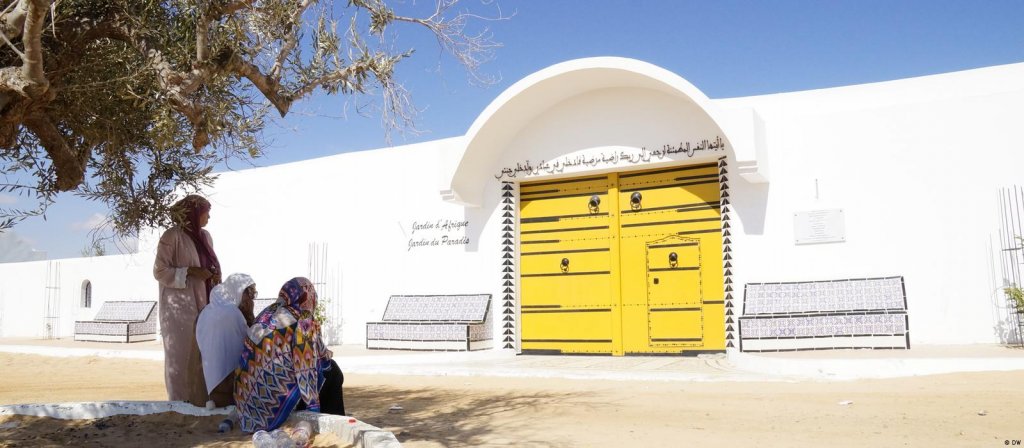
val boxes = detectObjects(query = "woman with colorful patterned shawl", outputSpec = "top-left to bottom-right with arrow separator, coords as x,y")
153,194 -> 222,404
234,277 -> 345,432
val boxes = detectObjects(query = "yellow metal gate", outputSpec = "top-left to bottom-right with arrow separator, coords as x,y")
519,163 -> 724,355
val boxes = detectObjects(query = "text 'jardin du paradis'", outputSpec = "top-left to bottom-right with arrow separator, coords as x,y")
408,218 -> 470,251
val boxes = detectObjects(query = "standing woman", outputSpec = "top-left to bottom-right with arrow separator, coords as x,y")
153,195 -> 222,404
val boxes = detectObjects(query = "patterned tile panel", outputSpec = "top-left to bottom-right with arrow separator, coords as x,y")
381,294 -> 490,322
253,298 -> 277,314
367,294 -> 493,350
468,322 -> 491,342
367,323 -> 469,341
739,313 -> 907,338
743,277 -> 906,315
92,301 -> 156,321
129,321 -> 158,336
74,321 -> 128,336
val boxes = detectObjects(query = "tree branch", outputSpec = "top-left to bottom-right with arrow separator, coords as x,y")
224,52 -> 293,116
196,9 -> 210,63
392,0 -> 506,86
21,0 -> 50,91
0,0 -> 27,40
269,0 -> 313,79
24,113 -> 84,191
105,22 -> 218,150
212,0 -> 256,18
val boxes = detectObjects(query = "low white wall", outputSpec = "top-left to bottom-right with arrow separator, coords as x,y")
0,254 -> 153,339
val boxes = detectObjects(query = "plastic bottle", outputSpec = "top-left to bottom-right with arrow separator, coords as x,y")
252,430 -> 275,448
291,421 -> 313,448
271,428 -> 295,448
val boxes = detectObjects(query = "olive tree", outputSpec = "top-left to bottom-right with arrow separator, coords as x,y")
0,0 -> 502,236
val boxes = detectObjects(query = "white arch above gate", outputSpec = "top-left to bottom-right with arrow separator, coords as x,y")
442,57 -> 769,206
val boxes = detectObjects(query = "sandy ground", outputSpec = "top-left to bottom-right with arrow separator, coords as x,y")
1,353 -> 1023,447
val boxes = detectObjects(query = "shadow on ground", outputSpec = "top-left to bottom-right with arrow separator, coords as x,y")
348,384 -> 594,447
0,412 -> 253,447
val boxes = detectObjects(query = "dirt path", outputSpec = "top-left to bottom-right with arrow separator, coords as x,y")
2,353 -> 1022,447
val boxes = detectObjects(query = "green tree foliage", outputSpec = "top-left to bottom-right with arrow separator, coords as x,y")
1005,286 -> 1024,314
0,0 -> 502,236
80,239 -> 106,257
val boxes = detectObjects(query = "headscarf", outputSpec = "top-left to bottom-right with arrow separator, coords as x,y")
195,273 -> 253,395
234,277 -> 329,432
278,276 -> 318,313
171,194 -> 221,297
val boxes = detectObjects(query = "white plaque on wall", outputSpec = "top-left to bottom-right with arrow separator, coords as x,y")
793,209 -> 845,245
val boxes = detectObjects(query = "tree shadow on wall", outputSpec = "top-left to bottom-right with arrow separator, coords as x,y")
348,384 -> 597,447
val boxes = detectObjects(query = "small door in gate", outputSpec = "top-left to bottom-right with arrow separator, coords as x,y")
646,235 -> 704,347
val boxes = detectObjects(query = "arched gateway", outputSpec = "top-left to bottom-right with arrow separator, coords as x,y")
445,57 -> 766,355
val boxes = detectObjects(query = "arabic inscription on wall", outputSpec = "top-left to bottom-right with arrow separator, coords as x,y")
495,136 -> 726,179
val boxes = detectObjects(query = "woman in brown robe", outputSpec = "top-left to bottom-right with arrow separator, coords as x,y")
153,195 -> 222,404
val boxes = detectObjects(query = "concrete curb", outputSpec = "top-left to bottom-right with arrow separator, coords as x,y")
0,401 -> 402,447
730,352 -> 1024,380
0,344 -> 163,361
0,401 -> 229,419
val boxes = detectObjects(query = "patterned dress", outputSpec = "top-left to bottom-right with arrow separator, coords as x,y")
234,278 -> 329,432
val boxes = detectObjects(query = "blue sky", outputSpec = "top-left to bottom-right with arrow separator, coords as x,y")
4,0 -> 1024,260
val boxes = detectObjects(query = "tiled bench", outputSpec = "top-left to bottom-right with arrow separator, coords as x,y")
366,294 -> 493,351
74,301 -> 157,343
253,298 -> 277,314
738,276 -> 910,352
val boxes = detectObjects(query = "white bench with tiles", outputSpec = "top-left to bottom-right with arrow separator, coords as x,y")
366,294 -> 493,351
253,298 -> 277,315
738,276 -> 910,352
74,300 -> 158,343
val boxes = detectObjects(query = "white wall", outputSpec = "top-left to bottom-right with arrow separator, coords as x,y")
717,63 -> 1024,344
3,60 -> 1023,349
172,138 -> 495,345
0,254 -> 153,338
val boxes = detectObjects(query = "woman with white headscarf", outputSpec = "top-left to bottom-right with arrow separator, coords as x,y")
196,273 -> 256,407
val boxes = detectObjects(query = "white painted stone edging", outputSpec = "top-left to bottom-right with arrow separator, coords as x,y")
729,352 -> 1024,380
0,401 -> 402,448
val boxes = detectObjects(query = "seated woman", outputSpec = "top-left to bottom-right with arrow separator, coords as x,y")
234,277 -> 345,432
195,273 -> 255,408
